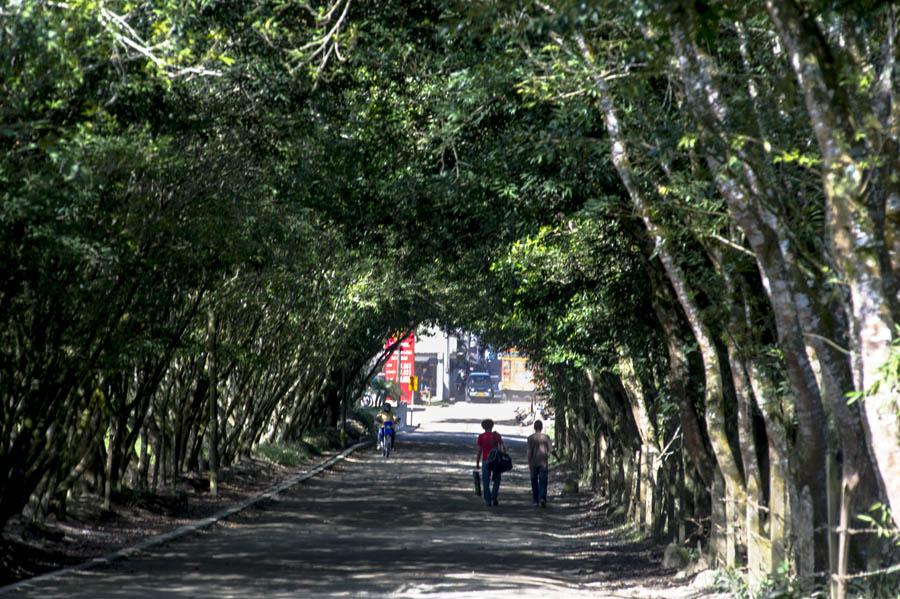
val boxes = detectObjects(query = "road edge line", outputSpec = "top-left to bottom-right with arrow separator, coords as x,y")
0,440 -> 371,595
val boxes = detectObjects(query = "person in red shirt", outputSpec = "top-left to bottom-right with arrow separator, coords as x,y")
475,419 -> 506,507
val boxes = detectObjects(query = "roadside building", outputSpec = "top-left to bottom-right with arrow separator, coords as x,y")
414,326 -> 458,403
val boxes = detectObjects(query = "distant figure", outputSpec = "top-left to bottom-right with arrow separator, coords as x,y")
375,401 -> 399,451
527,420 -> 553,507
475,419 -> 505,507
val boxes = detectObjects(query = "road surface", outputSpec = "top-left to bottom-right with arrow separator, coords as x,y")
4,402 -> 709,598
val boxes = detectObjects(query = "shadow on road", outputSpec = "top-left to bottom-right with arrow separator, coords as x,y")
12,431 -> 678,598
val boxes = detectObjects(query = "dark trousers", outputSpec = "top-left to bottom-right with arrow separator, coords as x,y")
530,465 -> 548,503
481,463 -> 501,505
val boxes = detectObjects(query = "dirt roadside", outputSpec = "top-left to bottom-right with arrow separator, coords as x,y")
0,450 -> 339,587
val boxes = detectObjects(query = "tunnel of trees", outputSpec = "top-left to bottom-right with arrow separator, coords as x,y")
2,0 -> 899,595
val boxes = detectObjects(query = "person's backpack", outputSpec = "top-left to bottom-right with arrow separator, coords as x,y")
487,447 -> 513,473
485,433 -> 513,473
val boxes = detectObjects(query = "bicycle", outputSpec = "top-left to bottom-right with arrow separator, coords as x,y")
378,422 -> 395,458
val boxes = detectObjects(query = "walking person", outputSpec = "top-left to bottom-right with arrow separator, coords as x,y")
527,420 -> 553,507
475,419 -> 505,507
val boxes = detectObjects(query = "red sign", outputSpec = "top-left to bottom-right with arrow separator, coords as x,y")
383,333 -> 415,403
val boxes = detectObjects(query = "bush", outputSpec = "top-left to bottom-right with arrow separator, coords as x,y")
255,442 -> 312,467
353,407 -> 377,434
301,428 -> 342,455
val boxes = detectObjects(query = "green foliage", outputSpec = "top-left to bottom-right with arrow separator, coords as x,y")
857,503 -> 900,548
713,568 -> 754,599
302,429 -> 343,455
356,408 -> 379,431
3,5 -> 898,594
256,427 -> 344,466
255,442 -> 313,468
714,562 -> 810,599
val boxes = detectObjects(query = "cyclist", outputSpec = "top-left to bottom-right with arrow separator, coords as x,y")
375,401 -> 399,452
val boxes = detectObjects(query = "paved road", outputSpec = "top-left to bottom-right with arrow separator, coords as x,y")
5,403 -> 705,598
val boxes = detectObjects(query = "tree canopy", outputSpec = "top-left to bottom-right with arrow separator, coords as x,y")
2,1 -> 898,594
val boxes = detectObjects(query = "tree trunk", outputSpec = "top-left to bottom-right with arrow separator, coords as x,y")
745,357 -> 792,574
580,34 -> 747,563
764,0 -> 900,529
137,424 -> 149,491
102,415 -> 116,511
645,247 -> 718,487
726,338 -> 765,578
734,15 -> 887,580
207,309 -> 219,499
667,17 -> 830,570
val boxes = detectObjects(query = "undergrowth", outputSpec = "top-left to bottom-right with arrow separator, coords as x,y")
256,430 -> 340,467
256,410 -> 378,467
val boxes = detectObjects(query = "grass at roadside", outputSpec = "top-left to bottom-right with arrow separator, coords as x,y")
256,409 -> 377,467
256,428 -> 343,467
255,442 -> 315,467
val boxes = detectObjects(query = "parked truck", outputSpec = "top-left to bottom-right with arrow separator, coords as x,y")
499,349 -> 534,401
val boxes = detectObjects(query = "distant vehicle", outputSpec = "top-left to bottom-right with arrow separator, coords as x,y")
500,349 -> 535,401
465,372 -> 495,402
